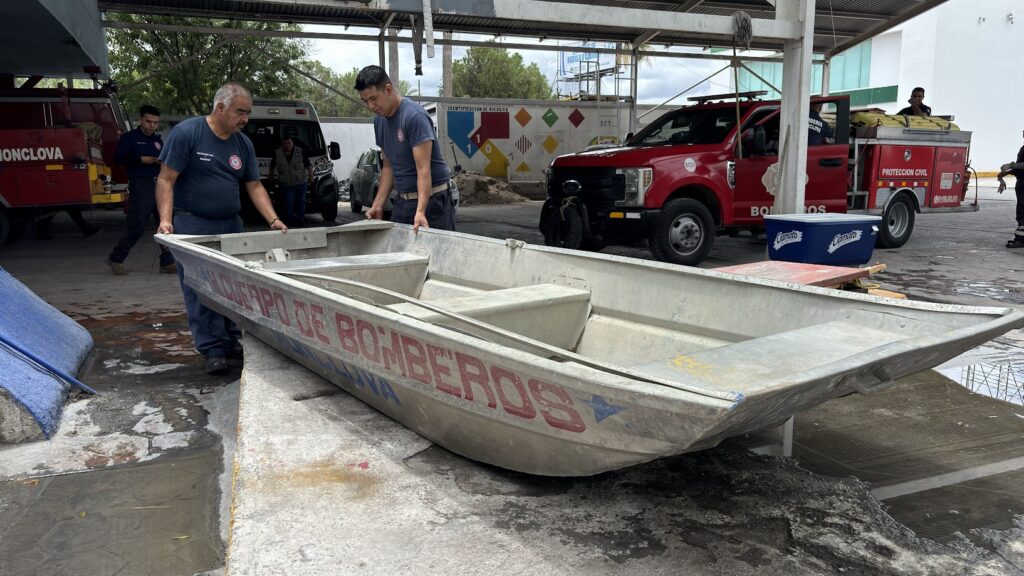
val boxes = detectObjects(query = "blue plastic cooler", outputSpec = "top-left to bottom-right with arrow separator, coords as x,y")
764,213 -> 882,266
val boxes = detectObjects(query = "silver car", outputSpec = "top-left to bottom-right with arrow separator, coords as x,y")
348,146 -> 459,214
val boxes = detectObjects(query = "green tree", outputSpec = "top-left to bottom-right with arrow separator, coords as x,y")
106,14 -> 308,116
451,44 -> 553,99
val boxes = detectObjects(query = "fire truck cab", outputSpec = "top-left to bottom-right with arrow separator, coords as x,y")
541,93 -> 975,266
0,81 -> 127,244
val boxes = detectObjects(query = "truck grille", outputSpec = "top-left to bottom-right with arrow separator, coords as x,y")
548,167 -> 625,202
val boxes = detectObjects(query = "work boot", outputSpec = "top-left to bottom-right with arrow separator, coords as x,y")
159,262 -> 178,274
227,341 -> 244,361
1007,237 -> 1024,249
206,355 -> 229,375
107,259 -> 129,275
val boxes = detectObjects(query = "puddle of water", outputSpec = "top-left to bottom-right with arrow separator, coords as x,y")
935,363 -> 1024,407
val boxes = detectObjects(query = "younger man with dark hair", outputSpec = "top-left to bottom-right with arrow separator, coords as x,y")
355,65 -> 455,232
108,104 -> 175,275
897,87 -> 932,117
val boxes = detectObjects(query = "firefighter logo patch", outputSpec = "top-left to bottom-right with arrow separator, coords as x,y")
229,154 -> 242,170
903,149 -> 912,162
397,128 -> 405,143
154,141 -> 162,150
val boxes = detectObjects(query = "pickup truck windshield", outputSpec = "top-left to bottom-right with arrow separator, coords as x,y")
244,120 -> 327,156
633,107 -> 746,146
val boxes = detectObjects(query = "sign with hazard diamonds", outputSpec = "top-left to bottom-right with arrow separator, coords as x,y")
441,101 -> 631,183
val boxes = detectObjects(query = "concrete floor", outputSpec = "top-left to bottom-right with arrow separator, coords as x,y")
1,183 -> 1022,574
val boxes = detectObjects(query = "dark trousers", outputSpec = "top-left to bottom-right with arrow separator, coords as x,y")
173,213 -> 243,358
109,177 -> 174,266
280,182 -> 307,226
1017,182 -> 1024,229
391,187 -> 456,231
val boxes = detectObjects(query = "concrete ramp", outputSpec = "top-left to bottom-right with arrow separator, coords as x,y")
0,267 -> 93,442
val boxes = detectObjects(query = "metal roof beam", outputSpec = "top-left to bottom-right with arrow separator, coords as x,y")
486,0 -> 799,40
825,0 -> 949,58
103,20 -> 822,63
701,2 -> 891,21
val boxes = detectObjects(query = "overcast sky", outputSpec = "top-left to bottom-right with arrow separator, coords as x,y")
304,24 -> 732,104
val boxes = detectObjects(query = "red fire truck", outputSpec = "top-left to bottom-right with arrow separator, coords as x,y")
540,93 -> 975,266
0,82 -> 127,244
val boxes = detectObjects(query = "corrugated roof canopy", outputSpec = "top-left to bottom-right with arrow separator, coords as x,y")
98,0 -> 950,58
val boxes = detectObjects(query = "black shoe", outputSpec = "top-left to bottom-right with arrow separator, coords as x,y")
1007,237 -> 1024,249
206,355 -> 229,375
227,342 -> 244,360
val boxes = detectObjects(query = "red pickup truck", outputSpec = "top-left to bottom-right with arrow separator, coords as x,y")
540,94 -> 974,265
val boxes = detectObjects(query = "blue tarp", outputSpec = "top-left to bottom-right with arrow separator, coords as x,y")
0,266 -> 93,439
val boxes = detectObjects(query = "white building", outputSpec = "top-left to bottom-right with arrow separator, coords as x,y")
739,0 -> 1021,172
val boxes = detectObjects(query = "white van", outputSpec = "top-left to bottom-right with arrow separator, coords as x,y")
243,99 -> 342,222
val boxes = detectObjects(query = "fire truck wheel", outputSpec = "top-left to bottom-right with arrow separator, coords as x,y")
0,209 -> 11,245
350,185 -> 364,213
653,198 -> 714,266
877,195 -> 915,248
543,207 -> 584,250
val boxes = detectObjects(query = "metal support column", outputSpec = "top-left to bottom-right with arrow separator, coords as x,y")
821,58 -> 831,96
628,44 -> 639,134
775,0 -> 816,214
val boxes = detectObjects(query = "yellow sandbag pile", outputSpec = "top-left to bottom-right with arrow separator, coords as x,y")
851,111 -> 959,131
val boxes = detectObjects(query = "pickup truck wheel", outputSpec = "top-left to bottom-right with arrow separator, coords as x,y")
321,199 -> 339,223
543,206 -> 584,250
653,198 -> 714,266
877,195 -> 915,248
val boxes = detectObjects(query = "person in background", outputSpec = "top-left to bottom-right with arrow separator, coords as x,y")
355,65 -> 455,232
896,87 -> 932,117
996,129 -> 1024,249
808,101 -> 835,146
268,134 -> 313,227
155,82 -> 287,375
107,104 -> 175,275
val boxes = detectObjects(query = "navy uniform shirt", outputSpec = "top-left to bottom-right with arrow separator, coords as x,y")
896,103 -> 932,116
374,98 -> 450,193
114,126 -> 163,179
808,108 -> 834,145
159,116 -> 260,219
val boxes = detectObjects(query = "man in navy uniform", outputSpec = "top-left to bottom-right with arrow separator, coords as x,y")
156,83 -> 287,375
107,104 -> 175,275
896,87 -> 932,117
355,65 -> 455,232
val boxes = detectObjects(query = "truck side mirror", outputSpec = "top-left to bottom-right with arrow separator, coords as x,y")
329,141 -> 341,160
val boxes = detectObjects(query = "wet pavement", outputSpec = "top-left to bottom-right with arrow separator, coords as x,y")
1,181 -> 1022,574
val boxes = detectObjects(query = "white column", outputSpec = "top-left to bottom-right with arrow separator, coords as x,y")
774,0 -> 815,214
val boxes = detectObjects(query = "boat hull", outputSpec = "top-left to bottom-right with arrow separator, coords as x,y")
157,224 -> 1024,476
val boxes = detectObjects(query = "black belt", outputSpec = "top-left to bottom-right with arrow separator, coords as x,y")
397,183 -> 449,201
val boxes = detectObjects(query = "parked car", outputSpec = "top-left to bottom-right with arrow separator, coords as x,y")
348,146 -> 459,214
348,146 -> 382,213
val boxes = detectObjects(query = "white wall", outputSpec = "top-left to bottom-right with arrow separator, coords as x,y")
895,0 -> 1023,170
321,119 -> 376,179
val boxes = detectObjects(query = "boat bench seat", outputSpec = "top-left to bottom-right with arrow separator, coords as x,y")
263,252 -> 429,297
628,320 -> 905,394
388,283 -> 592,351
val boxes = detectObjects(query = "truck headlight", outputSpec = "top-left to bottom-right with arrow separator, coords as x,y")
313,160 -> 333,178
616,167 -> 653,206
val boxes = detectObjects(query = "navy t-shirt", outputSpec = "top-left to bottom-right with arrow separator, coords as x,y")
375,98 -> 450,193
159,116 -> 260,218
114,126 -> 163,179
